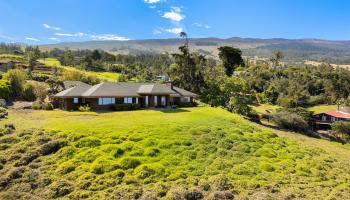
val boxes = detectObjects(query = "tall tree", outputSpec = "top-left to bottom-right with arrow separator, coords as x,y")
218,46 -> 244,77
270,50 -> 284,67
169,32 -> 206,94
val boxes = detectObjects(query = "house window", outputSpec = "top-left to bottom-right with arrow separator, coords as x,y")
322,115 -> 327,121
154,96 -> 158,106
73,98 -> 79,104
123,97 -> 133,104
145,96 -> 149,106
161,96 -> 166,106
98,98 -> 115,105
331,117 -> 336,122
181,97 -> 191,102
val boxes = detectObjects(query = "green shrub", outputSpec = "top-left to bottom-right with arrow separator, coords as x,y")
259,161 -> 275,172
119,157 -> 141,169
177,101 -> 197,107
32,101 -> 42,110
22,83 -> 36,101
42,102 -> 53,110
0,80 -> 11,100
144,147 -> 160,157
0,107 -> 8,118
114,104 -> 141,111
255,148 -> 277,158
271,110 -> 309,132
32,102 -> 53,110
79,105 -> 91,112
4,69 -> 26,98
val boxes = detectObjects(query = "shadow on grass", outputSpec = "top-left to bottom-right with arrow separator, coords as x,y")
157,108 -> 190,113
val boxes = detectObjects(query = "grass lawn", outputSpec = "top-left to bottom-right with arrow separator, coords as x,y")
0,107 -> 350,199
38,58 -> 121,82
307,104 -> 338,114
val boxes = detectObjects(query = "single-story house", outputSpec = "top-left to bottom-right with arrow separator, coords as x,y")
51,81 -> 198,110
313,106 -> 350,130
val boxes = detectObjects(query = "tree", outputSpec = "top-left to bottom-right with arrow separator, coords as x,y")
4,69 -> 26,98
91,50 -> 102,61
270,51 -> 284,67
169,32 -> 206,94
331,121 -> 350,143
27,46 -> 41,73
218,46 -> 244,77
34,83 -> 48,102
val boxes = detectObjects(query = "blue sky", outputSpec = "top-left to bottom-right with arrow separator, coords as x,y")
0,0 -> 350,44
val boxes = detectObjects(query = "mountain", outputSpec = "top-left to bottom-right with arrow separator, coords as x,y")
42,37 -> 350,64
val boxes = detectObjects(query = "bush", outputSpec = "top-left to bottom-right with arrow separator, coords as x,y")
114,104 -> 141,111
32,101 -> 53,110
177,101 -> 197,107
271,110 -> 309,132
42,102 -> 53,110
32,101 -> 42,110
4,69 -> 26,98
0,80 -> 11,100
277,96 -> 297,108
0,107 -> 8,118
79,105 -> 91,112
22,83 -> 36,101
227,96 -> 253,116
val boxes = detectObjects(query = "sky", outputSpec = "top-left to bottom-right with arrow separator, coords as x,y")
0,0 -> 350,44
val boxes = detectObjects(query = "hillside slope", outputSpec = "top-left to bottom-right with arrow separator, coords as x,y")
0,107 -> 349,199
42,37 -> 350,64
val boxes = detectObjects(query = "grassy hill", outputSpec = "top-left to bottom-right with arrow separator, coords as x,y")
0,107 -> 349,199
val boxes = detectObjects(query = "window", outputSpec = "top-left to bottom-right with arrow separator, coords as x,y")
322,115 -> 327,121
161,96 -> 166,106
145,96 -> 149,106
154,96 -> 158,106
123,97 -> 133,104
331,117 -> 336,122
73,98 -> 79,104
98,98 -> 115,105
181,97 -> 191,102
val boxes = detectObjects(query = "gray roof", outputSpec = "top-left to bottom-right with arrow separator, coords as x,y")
54,82 -> 197,98
54,84 -> 91,97
64,81 -> 90,89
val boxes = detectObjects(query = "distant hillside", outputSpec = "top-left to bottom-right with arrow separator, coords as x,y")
42,37 -> 350,64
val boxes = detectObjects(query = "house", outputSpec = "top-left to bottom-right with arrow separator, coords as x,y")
51,81 -> 197,110
313,106 -> 350,130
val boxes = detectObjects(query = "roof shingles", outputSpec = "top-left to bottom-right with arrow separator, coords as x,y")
54,82 -> 197,98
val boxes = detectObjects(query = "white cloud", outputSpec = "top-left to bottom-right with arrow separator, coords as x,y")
149,5 -> 156,9
0,34 -> 13,40
153,29 -> 162,35
54,32 -> 129,41
164,27 -> 183,35
162,7 -> 185,22
144,0 -> 162,4
54,32 -> 85,37
48,37 -> 60,41
193,23 -> 211,29
90,34 -> 130,41
43,23 -> 61,31
25,37 -> 40,42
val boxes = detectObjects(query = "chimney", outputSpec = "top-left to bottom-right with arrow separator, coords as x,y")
165,80 -> 173,90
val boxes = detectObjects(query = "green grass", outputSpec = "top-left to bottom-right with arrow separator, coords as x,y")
252,104 -> 281,115
307,105 -> 338,114
0,107 -> 350,199
38,58 -> 121,82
